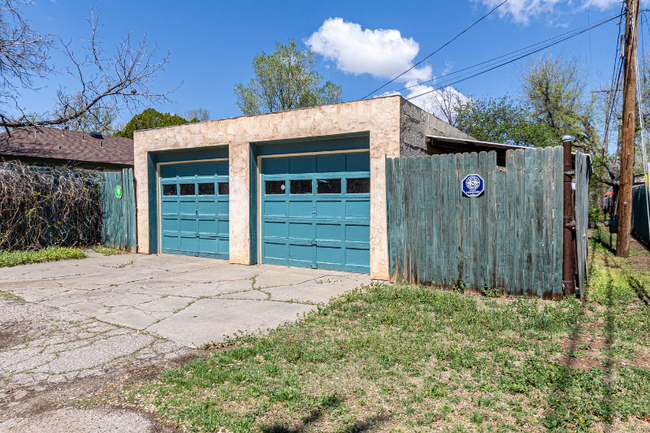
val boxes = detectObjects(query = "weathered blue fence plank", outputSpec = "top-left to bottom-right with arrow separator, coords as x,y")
513,149 -> 525,296
99,169 -> 137,250
387,147 -> 564,298
552,147 -> 564,297
575,151 -> 592,295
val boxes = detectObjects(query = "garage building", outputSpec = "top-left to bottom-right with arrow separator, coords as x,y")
134,95 -> 471,280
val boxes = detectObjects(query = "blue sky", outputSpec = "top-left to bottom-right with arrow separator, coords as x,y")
16,0 -> 631,125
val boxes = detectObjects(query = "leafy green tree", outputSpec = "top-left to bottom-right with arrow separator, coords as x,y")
522,56 -> 587,138
234,39 -> 342,115
520,56 -> 642,188
115,108 -> 194,139
185,108 -> 210,122
455,96 -> 558,148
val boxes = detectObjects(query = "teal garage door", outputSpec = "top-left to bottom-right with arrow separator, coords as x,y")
160,160 -> 229,259
261,152 -> 370,273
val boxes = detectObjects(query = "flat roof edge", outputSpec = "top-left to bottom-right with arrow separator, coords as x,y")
427,135 -> 592,161
426,135 -> 527,151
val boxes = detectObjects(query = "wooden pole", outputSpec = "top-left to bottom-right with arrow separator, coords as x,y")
562,136 -> 576,296
617,0 -> 639,257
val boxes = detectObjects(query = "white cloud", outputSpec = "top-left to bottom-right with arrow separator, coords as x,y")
473,0 -> 622,25
377,80 -> 469,123
580,0 -> 623,10
405,82 -> 470,122
305,18 -> 432,82
473,0 -> 562,24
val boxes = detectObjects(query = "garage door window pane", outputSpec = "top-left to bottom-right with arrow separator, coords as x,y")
290,179 -> 312,194
198,183 -> 215,195
218,182 -> 229,195
317,179 -> 341,194
265,180 -> 286,195
347,178 -> 370,194
180,183 -> 195,196
162,184 -> 177,196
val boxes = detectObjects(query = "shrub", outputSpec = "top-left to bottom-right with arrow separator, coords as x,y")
0,161 -> 103,250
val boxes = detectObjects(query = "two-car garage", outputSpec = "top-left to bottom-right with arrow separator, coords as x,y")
136,96 -> 450,280
156,141 -> 371,273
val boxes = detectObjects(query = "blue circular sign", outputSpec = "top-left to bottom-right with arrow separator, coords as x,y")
462,174 -> 484,197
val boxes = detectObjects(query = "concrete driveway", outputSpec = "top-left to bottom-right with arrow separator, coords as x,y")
0,251 -> 370,430
0,251 -> 370,348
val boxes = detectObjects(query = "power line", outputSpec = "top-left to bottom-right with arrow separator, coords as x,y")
394,14 -> 621,94
360,0 -> 509,100
602,4 -> 626,151
405,14 -> 622,102
603,60 -> 624,152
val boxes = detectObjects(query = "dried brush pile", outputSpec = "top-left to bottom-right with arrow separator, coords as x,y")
0,161 -> 103,250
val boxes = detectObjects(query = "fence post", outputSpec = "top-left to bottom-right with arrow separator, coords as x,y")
562,136 -> 576,297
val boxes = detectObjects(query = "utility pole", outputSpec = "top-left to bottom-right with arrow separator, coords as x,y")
617,0 -> 640,258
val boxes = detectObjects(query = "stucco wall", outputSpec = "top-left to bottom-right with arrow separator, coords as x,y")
133,96 -> 403,280
399,98 -> 473,157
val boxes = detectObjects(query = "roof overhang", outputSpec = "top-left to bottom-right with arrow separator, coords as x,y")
426,135 -> 529,166
426,135 -> 591,167
427,135 -> 526,152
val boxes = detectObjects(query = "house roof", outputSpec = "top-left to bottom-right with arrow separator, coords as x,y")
0,127 -> 134,167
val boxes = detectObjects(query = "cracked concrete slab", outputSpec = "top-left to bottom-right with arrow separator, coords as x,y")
102,293 -> 158,308
96,308 -> 164,330
1,253 -> 370,347
147,298 -> 316,347
1,251 -> 370,427
35,334 -> 155,374
0,297 -> 192,398
0,407 -> 158,433
266,277 -> 368,303
138,296 -> 191,312
217,290 -> 270,300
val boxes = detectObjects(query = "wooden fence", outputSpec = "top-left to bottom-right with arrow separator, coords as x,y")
386,147 -> 564,299
574,151 -> 592,296
632,184 -> 650,246
99,168 -> 137,250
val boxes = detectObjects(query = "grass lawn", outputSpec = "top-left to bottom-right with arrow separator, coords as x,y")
92,245 -> 129,256
126,228 -> 650,432
0,246 -> 86,267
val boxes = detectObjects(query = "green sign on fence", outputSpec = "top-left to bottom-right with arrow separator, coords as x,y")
115,185 -> 122,199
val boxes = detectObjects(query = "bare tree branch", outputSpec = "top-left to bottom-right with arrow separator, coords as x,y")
0,0 -> 53,99
0,5 -> 180,130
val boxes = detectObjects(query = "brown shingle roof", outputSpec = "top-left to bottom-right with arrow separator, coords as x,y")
0,127 -> 134,166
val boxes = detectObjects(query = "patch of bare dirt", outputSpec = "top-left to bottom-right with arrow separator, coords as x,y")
561,329 -> 608,370
0,322 -> 31,350
628,237 -> 650,275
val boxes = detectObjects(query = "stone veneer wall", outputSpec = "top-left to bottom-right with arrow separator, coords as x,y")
399,98 -> 473,157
